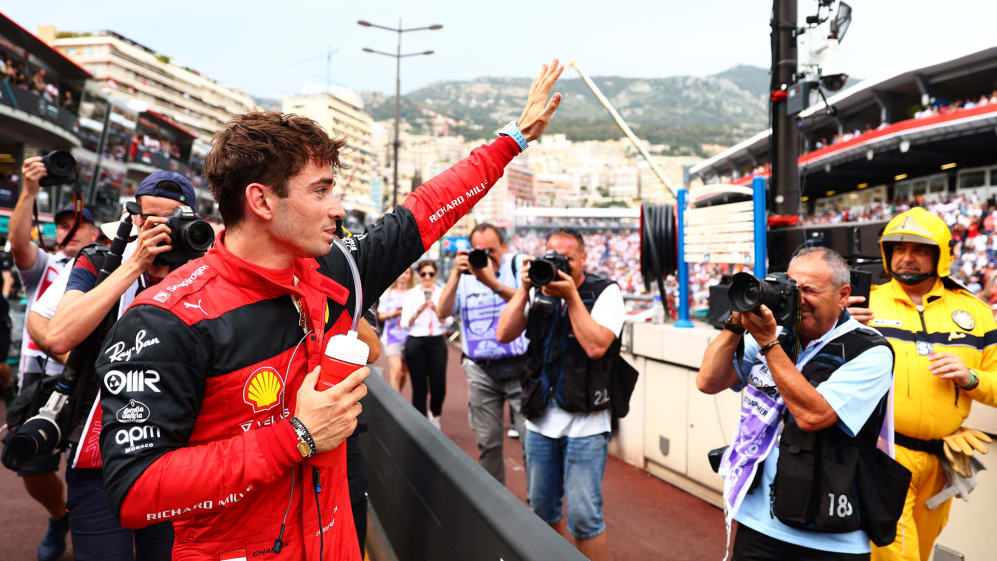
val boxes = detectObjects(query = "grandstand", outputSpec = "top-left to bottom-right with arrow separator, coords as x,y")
691,45 -> 997,217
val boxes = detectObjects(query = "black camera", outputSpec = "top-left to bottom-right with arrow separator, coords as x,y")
529,251 -> 571,287
468,248 -> 490,270
728,272 -> 801,329
40,150 -> 77,186
5,380 -> 72,462
154,206 -> 214,268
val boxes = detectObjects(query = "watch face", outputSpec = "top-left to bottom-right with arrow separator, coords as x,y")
297,440 -> 312,458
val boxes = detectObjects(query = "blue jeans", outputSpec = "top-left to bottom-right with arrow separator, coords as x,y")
524,430 -> 609,539
66,468 -> 173,561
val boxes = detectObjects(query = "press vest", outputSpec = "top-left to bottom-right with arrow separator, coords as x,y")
772,324 -> 895,536
519,272 -> 617,419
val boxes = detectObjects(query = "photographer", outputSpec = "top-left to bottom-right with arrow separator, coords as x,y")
496,228 -> 624,561
95,61 -> 562,561
848,208 -> 997,561
697,247 -> 894,560
39,171 -> 205,560
437,223 -> 528,485
7,156 -> 100,561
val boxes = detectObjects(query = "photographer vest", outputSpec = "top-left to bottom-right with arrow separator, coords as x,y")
519,272 -> 617,419
771,325 -> 906,545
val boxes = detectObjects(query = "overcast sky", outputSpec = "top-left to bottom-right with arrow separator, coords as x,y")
5,1 -> 996,100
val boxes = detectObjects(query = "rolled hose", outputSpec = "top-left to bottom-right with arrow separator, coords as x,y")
640,203 -> 678,301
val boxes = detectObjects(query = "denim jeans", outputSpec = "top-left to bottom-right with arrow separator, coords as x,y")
524,430 -> 609,539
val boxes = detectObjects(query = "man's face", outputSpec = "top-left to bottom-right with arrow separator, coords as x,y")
271,159 -> 344,259
55,215 -> 98,257
469,228 -> 507,267
545,233 -> 586,285
889,241 -> 936,278
786,253 -> 849,342
135,195 -> 185,227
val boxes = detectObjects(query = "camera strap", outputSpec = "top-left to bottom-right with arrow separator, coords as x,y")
57,184 -> 85,249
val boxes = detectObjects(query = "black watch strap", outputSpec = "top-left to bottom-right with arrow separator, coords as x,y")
722,318 -> 745,335
289,417 -> 317,457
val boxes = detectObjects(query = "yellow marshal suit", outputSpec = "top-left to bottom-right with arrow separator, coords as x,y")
869,277 -> 997,561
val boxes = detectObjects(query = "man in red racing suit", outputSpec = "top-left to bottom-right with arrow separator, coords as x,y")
95,60 -> 563,560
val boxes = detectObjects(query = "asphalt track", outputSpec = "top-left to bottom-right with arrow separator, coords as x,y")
0,343 -> 727,561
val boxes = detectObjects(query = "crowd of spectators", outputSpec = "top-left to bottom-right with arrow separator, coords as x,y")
914,92 -> 997,119
130,134 -> 182,161
1,57 -> 74,109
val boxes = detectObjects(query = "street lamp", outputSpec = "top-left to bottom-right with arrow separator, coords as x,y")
359,19 -> 442,209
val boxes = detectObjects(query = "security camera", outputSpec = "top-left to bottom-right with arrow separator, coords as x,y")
817,41 -> 849,92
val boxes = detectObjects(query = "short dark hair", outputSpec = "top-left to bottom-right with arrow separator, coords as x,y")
205,111 -> 347,227
416,259 -> 438,273
469,223 -> 505,245
546,227 -> 585,249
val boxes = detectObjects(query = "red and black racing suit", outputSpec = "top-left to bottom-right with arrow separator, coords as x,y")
96,137 -> 521,560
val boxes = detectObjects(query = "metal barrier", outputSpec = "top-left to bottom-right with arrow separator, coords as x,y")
359,372 -> 587,561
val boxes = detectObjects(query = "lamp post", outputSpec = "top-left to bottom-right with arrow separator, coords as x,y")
359,19 -> 442,209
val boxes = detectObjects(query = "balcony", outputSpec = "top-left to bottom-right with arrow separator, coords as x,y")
0,81 -> 82,148
127,147 -> 192,176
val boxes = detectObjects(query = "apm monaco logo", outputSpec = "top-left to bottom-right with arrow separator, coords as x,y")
243,367 -> 284,414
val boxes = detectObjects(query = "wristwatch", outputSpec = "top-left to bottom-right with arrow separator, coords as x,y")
496,120 -> 528,152
289,417 -> 316,458
962,369 -> 980,391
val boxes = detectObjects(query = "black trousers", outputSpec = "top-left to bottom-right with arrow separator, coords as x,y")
66,468 -> 174,561
403,335 -> 447,416
732,524 -> 869,561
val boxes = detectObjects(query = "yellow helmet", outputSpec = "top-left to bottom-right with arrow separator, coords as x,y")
878,207 -> 953,278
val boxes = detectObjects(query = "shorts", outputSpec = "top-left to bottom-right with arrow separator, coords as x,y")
524,430 -> 609,539
384,342 -> 405,357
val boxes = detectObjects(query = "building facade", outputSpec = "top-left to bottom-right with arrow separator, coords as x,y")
40,27 -> 256,140
283,92 -> 376,220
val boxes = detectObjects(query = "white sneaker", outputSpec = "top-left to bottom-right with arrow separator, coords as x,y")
507,427 -> 520,439
428,412 -> 441,430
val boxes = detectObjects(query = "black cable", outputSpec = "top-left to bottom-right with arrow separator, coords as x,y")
313,467 -> 324,560
272,467 -> 295,554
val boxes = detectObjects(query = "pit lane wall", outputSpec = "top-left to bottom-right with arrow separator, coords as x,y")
620,321 -> 996,561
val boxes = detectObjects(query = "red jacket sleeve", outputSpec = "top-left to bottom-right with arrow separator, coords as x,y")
98,305 -> 302,527
402,136 -> 519,250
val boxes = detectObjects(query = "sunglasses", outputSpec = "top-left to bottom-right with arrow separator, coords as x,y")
419,271 -> 436,278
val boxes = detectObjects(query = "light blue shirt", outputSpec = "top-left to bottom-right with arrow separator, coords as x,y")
732,325 -> 894,554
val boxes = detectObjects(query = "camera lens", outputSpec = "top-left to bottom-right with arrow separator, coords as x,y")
529,260 -> 555,286
9,417 -> 61,459
729,273 -> 773,313
45,151 -> 76,176
183,221 -> 214,251
469,249 -> 489,270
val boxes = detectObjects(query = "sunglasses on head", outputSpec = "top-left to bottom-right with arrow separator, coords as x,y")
419,270 -> 436,278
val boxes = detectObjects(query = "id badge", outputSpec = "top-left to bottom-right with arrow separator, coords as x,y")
916,341 -> 933,356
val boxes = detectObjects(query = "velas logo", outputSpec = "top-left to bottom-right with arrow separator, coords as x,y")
243,367 -> 284,413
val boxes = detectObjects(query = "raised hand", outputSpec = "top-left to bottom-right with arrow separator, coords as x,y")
518,59 -> 564,142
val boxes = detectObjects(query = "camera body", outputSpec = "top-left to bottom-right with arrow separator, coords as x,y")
728,272 -> 801,330
468,248 -> 490,270
40,150 -> 77,187
154,206 -> 214,268
529,251 -> 571,287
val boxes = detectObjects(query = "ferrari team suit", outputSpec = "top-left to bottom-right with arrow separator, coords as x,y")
869,279 -> 997,560
95,137 -> 523,560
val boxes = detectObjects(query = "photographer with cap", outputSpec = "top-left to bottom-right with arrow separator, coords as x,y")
437,223 -> 529,486
5,156 -> 99,561
697,247 -> 894,560
846,207 -> 997,561
34,170 -> 207,560
496,227 -> 625,561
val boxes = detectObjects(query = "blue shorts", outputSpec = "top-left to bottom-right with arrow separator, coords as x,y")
524,430 -> 609,539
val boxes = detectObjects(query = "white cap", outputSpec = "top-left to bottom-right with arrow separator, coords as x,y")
324,330 -> 369,365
